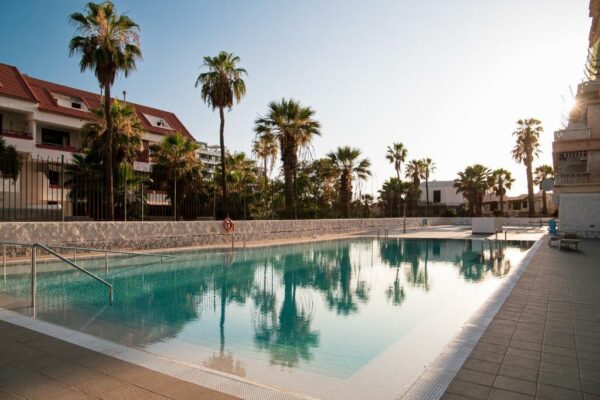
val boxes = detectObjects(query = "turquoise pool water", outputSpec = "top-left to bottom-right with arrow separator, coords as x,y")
1,238 -> 533,383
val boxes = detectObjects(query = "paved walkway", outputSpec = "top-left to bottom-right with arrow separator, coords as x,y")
442,240 -> 600,400
0,319 -> 239,400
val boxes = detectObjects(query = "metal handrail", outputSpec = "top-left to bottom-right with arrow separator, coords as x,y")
0,240 -> 114,306
35,243 -> 113,305
43,244 -> 176,261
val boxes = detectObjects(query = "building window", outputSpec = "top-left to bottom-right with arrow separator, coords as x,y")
47,170 -> 60,185
522,201 -> 528,209
41,128 -> 70,147
71,102 -> 82,109
433,190 -> 441,203
512,201 -> 521,210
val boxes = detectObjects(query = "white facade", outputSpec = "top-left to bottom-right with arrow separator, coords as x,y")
197,142 -> 224,179
418,180 -> 464,207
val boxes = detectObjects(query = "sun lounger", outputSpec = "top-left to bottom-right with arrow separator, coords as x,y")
559,239 -> 581,251
549,233 -> 581,251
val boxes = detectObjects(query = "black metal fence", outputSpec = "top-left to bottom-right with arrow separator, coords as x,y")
0,155 -> 214,222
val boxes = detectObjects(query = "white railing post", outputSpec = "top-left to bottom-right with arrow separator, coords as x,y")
31,245 -> 37,309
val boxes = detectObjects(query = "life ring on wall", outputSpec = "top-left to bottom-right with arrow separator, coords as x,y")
223,218 -> 235,233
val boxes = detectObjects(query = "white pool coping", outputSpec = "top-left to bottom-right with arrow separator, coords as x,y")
0,237 -> 544,400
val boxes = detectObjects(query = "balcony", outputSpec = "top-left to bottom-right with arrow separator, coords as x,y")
577,80 -> 600,96
136,149 -> 150,163
1,128 -> 33,140
554,127 -> 591,141
555,173 -> 590,185
35,143 -> 81,153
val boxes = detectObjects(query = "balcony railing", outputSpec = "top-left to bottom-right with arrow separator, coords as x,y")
554,127 -> 591,141
577,80 -> 600,96
1,128 -> 33,140
555,173 -> 590,185
36,143 -> 81,153
136,149 -> 150,163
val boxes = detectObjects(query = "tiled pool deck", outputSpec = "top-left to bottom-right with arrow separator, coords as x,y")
442,240 -> 600,400
0,319 -> 239,399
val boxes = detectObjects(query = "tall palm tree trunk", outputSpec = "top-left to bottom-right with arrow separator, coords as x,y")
104,82 -> 114,220
263,157 -> 268,217
499,182 -> 505,214
282,140 -> 296,219
219,106 -> 228,217
542,189 -> 547,215
526,158 -> 535,217
396,167 -> 401,218
425,176 -> 429,218
341,172 -> 351,218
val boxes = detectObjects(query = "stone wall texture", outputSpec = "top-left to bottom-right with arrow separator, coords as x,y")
0,216 -> 550,253
0,218 -> 467,251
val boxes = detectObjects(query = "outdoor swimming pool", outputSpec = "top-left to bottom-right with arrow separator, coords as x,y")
0,238 -> 535,399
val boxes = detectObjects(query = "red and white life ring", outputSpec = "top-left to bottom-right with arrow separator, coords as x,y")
223,218 -> 235,233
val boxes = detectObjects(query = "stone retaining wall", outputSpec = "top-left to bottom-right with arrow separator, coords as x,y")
0,217 -> 549,254
0,218 -> 465,252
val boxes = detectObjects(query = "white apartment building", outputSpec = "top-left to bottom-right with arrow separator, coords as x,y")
418,180 -> 464,207
198,142 -> 224,180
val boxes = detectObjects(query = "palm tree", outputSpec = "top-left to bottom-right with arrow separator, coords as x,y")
534,165 -> 554,215
252,131 -> 278,217
327,146 -> 371,218
69,1 -> 142,220
0,137 -> 20,181
255,99 -> 321,218
489,168 -> 514,215
454,164 -> 491,216
150,133 -> 202,220
378,178 -> 406,217
512,118 -> 543,217
405,159 -> 425,216
82,101 -> 144,171
224,152 -> 258,219
195,51 -> 247,217
421,158 -> 436,218
385,142 -> 407,181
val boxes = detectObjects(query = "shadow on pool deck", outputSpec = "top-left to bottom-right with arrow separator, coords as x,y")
0,319 -> 240,400
441,240 -> 600,400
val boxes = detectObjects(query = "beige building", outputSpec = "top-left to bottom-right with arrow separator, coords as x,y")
552,1 -> 600,236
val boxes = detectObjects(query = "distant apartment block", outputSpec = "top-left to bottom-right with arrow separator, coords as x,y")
418,180 -> 555,217
198,142 -> 224,180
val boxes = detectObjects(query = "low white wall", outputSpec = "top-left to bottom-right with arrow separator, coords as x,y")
559,193 -> 600,238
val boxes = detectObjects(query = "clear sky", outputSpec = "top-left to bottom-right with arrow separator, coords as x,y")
0,0 -> 590,196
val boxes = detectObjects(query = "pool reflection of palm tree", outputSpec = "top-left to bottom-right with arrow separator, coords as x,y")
403,240 -> 429,289
214,253 -> 256,358
326,247 -> 358,315
454,241 -> 511,281
379,239 -> 406,306
254,254 -> 320,368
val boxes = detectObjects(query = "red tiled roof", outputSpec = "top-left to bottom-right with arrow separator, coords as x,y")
0,64 -> 37,103
0,63 -> 194,140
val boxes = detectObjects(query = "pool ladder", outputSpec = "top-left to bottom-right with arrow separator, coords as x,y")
1,241 -> 175,309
